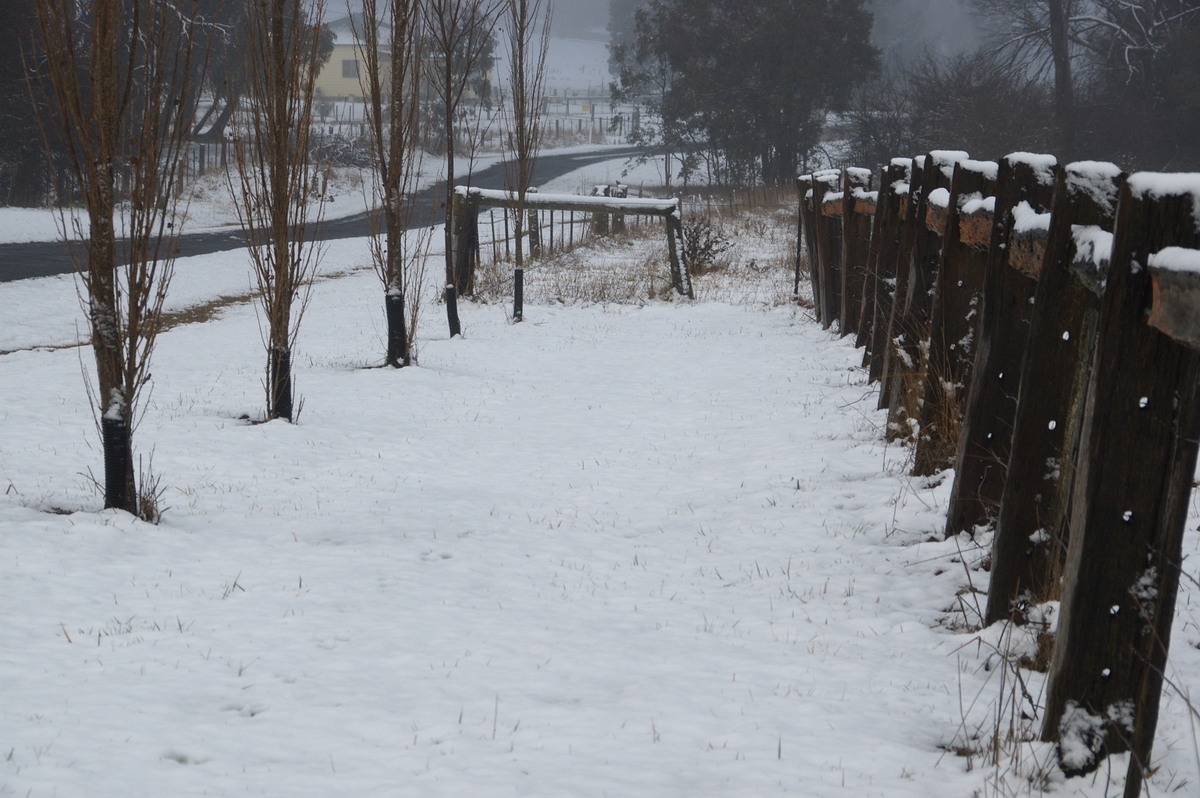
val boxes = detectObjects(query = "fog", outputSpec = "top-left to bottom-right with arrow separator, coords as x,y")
868,0 -> 983,62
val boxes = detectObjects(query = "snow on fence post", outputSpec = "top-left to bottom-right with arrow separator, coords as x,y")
590,184 -> 611,235
985,161 -> 1123,627
945,153 -> 1058,542
884,151 -> 966,441
810,169 -> 843,329
865,159 -> 913,388
912,158 -> 998,477
838,167 -> 874,341
1041,174 -> 1200,791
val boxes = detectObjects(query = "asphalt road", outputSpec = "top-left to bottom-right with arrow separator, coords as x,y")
0,147 -> 646,283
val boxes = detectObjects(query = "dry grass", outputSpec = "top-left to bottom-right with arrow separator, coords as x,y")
470,198 -> 800,310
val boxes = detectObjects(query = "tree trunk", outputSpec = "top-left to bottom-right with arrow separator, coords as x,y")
1048,0 -> 1076,157
269,344 -> 294,422
385,289 -> 409,367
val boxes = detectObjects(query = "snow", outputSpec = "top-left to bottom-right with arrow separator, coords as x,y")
1073,225 -> 1114,268
961,196 -> 995,216
1065,161 -> 1123,216
845,167 -> 873,186
3,154 -> 1200,798
1012,200 -> 1052,235
1006,152 -> 1059,186
1148,246 -> 1200,275
959,159 -> 999,181
926,187 -> 951,209
929,150 -> 969,179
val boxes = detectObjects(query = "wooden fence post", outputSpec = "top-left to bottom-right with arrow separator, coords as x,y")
453,189 -> 481,297
839,167 -> 874,341
876,158 -> 923,407
945,153 -> 1057,541
867,159 -> 914,387
884,151 -> 966,440
912,158 -> 998,477
796,174 -> 818,303
666,212 -> 694,299
811,169 -> 843,329
1041,175 -> 1200,792
985,162 -> 1123,625
528,208 -> 542,257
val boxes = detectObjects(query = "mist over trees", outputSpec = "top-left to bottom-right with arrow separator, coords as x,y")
611,0 -> 1200,182
847,0 -> 1200,169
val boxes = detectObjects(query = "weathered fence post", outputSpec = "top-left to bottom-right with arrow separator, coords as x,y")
591,184 -> 611,235
866,159 -> 914,386
453,189 -> 481,297
945,153 -> 1057,541
912,158 -> 998,477
985,161 -> 1123,625
839,167 -> 874,341
796,174 -> 818,303
1040,174 -> 1200,793
666,211 -> 694,299
811,169 -> 843,329
612,183 -> 628,234
884,151 -> 966,439
445,284 -> 461,338
528,208 -> 542,258
875,159 -> 922,405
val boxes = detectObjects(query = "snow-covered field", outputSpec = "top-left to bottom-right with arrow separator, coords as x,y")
3,158 -> 1200,797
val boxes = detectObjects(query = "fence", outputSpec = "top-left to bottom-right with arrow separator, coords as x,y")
443,184 -> 691,333
798,154 -> 1200,795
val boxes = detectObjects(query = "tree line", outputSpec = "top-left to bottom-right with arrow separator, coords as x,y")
608,0 -> 1200,186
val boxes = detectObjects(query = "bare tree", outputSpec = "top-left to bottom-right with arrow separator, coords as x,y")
502,0 -> 552,323
973,0 -> 1200,157
228,0 -> 328,421
31,0 -> 202,518
423,0 -> 503,301
357,0 -> 432,366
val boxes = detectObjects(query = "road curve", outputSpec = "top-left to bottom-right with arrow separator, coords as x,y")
0,148 -> 647,284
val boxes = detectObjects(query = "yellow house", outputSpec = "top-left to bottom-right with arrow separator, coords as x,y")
316,15 -> 390,101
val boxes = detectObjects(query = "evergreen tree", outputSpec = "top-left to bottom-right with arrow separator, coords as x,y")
616,0 -> 878,186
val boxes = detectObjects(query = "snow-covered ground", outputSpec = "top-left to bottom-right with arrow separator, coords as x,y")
2,157 -> 1200,797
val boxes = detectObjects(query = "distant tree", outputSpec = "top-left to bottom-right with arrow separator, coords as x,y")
843,52 -> 1054,167
502,0 -> 552,323
190,1 -> 334,142
31,0 -> 203,517
971,0 -> 1200,165
620,0 -> 878,186
1,1 -> 53,206
357,0 -> 431,367
610,3 -> 686,185
228,0 -> 328,422
607,0 -> 651,74
422,0 -> 504,300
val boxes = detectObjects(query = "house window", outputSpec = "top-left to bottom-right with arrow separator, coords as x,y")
342,59 -> 359,79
